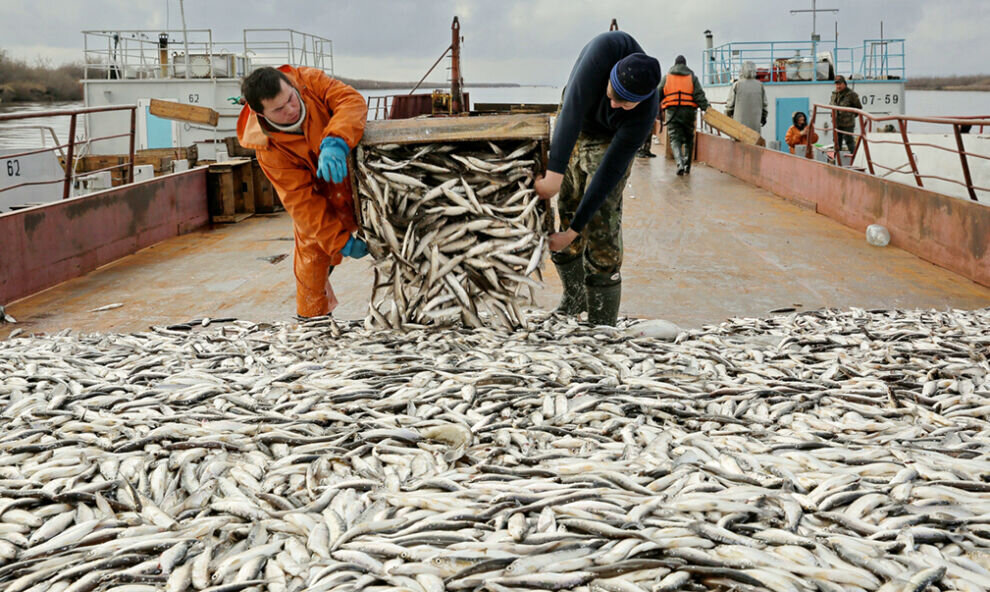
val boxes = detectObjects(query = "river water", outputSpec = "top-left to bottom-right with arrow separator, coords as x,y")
0,89 -> 986,149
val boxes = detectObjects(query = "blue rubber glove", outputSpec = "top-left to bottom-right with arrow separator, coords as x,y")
340,235 -> 368,259
317,136 -> 350,184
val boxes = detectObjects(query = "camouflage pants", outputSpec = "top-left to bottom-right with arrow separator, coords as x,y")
665,106 -> 697,164
552,133 -> 632,286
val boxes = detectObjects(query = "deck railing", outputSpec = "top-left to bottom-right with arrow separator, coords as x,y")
0,105 -> 137,200
82,28 -> 333,80
702,39 -> 905,86
696,102 -> 987,203
807,105 -> 989,202
367,95 -> 394,121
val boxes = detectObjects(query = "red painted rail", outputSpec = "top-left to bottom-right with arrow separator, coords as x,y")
808,105 -> 989,202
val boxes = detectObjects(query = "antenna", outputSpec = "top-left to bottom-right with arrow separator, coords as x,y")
790,0 -> 838,42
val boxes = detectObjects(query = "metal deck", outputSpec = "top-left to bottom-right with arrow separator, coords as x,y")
3,155 -> 988,337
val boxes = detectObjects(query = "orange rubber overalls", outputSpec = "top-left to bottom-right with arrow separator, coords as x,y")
237,65 -> 368,317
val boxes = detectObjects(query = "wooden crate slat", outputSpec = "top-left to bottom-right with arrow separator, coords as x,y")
703,108 -> 766,146
149,99 -> 220,127
361,113 -> 550,146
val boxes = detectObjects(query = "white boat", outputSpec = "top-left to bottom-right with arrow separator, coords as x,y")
701,32 -> 906,151
81,28 -> 334,161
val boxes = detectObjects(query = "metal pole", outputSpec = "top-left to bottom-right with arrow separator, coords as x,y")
128,107 -> 136,183
450,17 -> 464,114
409,46 -> 451,95
952,123 -> 978,201
63,114 -> 77,199
180,0 -> 190,79
813,37 -> 817,81
898,118 -> 923,187
813,0 -> 816,39
807,106 -> 818,158
831,109 -> 839,165
857,114 -> 875,174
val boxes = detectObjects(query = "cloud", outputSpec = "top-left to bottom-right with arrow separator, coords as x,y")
0,0 -> 987,81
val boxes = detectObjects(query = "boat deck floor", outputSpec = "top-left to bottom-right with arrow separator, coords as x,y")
3,156 -> 988,337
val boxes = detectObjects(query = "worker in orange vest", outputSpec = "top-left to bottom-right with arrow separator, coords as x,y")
237,66 -> 369,319
659,55 -> 709,175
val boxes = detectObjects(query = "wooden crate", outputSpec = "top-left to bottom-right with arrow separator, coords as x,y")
224,136 -> 256,158
208,159 -> 256,223
251,159 -> 281,213
353,113 -> 553,231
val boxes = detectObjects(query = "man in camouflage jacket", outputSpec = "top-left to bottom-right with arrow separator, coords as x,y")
830,75 -> 863,154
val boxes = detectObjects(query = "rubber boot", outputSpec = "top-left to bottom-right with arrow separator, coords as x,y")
671,139 -> 685,175
552,255 -> 587,316
586,281 -> 621,326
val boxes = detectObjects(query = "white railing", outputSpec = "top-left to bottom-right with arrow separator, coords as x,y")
82,28 -> 333,81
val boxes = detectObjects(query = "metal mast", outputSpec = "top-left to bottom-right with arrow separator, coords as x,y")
790,0 -> 838,42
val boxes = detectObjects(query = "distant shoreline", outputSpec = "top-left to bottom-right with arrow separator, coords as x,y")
906,75 -> 990,92
0,75 -> 531,103
336,77 -> 524,90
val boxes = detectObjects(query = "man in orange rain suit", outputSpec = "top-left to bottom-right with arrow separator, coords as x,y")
237,66 -> 369,318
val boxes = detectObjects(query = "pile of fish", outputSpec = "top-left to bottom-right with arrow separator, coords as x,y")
354,139 -> 549,330
0,307 -> 988,592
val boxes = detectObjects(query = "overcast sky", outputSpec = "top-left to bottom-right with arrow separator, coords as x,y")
2,0 -> 987,85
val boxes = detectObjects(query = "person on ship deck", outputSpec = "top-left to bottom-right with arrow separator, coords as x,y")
237,66 -> 369,319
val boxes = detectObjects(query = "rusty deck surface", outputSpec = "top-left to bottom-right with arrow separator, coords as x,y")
3,156 -> 988,337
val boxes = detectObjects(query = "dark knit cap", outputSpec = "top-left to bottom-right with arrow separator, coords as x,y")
610,53 -> 662,102
675,55 -> 687,65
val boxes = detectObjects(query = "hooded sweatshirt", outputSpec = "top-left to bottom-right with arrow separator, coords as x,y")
549,31 -> 660,233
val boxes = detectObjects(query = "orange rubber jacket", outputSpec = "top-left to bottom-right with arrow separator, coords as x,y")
237,65 -> 368,317
785,125 -> 819,156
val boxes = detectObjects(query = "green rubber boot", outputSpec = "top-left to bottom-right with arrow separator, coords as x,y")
552,255 -> 587,316
586,281 -> 622,326
670,139 -> 685,175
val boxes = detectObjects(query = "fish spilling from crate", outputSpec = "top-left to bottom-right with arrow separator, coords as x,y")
354,136 -> 549,331
0,308 -> 988,591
